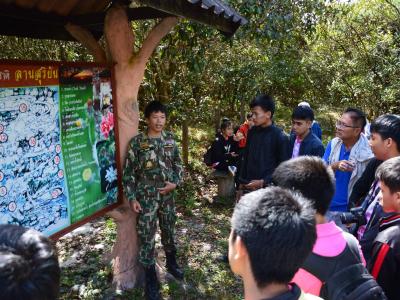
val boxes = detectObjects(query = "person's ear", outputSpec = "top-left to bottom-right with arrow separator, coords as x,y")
394,191 -> 400,209
386,138 -> 394,149
234,236 -> 248,260
306,120 -> 312,128
266,111 -> 272,119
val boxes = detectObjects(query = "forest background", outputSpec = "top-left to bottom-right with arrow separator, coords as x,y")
1,0 -> 400,299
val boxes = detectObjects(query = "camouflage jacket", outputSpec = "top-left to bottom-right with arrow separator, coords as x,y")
123,130 -> 183,201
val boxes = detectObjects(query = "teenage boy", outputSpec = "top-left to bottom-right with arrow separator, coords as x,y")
290,106 -> 324,158
272,157 -> 366,296
229,186 -> 320,300
0,224 -> 60,300
357,114 -> 400,262
298,101 -> 322,140
348,157 -> 383,209
323,108 -> 373,217
239,94 -> 290,191
368,157 -> 400,300
123,101 -> 183,300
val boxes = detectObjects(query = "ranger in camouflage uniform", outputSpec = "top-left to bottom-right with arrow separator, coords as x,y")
123,101 -> 183,300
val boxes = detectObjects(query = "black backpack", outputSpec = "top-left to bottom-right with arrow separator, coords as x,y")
302,233 -> 387,300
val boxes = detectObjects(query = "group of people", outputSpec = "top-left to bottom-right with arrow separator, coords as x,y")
120,97 -> 400,300
120,96 -> 400,300
205,97 -> 325,190
208,94 -> 400,300
1,96 -> 399,300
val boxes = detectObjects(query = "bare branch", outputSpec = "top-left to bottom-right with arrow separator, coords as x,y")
384,0 -> 400,17
104,4 -> 135,65
135,17 -> 179,68
65,23 -> 107,64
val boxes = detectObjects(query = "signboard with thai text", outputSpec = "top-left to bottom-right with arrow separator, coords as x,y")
0,61 -> 120,237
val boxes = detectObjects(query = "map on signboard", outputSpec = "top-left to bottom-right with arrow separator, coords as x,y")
0,86 -> 69,235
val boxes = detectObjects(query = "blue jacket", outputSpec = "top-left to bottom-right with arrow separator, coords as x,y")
289,131 -> 325,158
311,121 -> 322,140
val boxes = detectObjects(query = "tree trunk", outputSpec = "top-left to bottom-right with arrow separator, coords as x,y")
240,97 -> 246,123
182,119 -> 189,166
105,7 -> 179,290
67,4 -> 179,290
214,104 -> 221,133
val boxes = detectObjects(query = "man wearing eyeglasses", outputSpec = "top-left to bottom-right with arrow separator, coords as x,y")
323,108 -> 373,221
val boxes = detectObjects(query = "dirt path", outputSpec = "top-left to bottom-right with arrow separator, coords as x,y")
57,180 -> 242,299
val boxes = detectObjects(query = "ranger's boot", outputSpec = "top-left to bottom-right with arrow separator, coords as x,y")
165,251 -> 184,280
144,264 -> 161,300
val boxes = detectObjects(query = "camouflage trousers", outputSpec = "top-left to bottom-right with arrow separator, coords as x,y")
136,186 -> 177,267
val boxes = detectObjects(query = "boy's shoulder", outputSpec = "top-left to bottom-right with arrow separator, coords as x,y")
267,124 -> 287,138
376,214 -> 400,248
309,132 -> 323,144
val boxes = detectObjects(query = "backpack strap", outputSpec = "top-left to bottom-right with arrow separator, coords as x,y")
301,251 -> 336,282
342,232 -> 362,262
301,232 -> 362,281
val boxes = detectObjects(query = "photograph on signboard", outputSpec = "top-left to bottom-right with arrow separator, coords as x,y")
59,65 -> 118,224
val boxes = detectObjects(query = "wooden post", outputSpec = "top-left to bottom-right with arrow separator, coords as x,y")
66,3 -> 178,290
182,119 -> 189,166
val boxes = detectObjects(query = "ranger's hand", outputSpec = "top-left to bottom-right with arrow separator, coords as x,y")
129,200 -> 142,213
158,181 -> 177,195
245,179 -> 264,190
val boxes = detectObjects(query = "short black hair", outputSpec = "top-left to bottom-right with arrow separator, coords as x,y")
220,118 -> 232,131
0,224 -> 60,300
376,156 -> 400,193
144,100 -> 167,118
272,156 -> 335,215
292,105 -> 314,121
344,108 -> 367,129
249,94 -> 275,116
231,187 -> 316,288
370,114 -> 400,152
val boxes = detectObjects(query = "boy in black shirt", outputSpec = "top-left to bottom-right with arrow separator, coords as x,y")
368,156 -> 400,300
239,94 -> 290,191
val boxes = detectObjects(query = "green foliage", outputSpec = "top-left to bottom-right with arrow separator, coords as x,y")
0,36 -> 94,61
2,0 -> 399,126
175,178 -> 198,216
303,0 -> 400,116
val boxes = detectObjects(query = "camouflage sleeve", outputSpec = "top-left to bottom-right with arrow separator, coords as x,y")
171,141 -> 183,186
122,139 -> 138,201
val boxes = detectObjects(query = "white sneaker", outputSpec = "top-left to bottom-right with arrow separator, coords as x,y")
228,166 -> 237,177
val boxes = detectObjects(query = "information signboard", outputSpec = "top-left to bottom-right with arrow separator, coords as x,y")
0,61 -> 121,237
